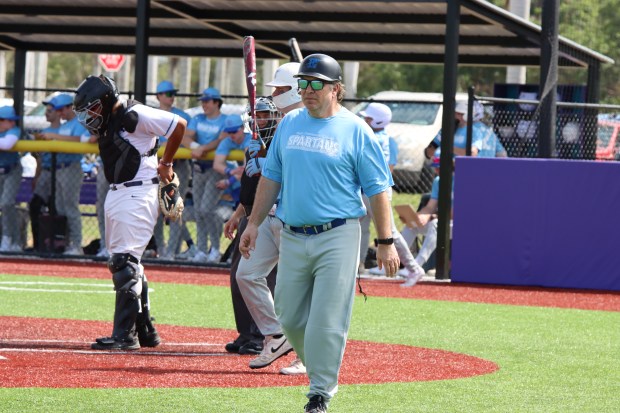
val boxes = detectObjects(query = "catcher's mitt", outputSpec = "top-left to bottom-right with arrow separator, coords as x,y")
159,173 -> 184,221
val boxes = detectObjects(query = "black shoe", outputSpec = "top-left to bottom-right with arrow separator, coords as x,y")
138,330 -> 161,347
238,341 -> 263,355
225,336 -> 248,353
304,395 -> 328,413
91,336 -> 140,351
136,316 -> 161,348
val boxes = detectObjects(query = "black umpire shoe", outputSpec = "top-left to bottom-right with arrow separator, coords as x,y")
304,395 -> 328,413
225,336 -> 248,353
91,336 -> 140,351
238,341 -> 263,355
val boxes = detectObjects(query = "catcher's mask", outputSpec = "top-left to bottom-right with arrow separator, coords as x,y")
74,75 -> 119,134
248,97 -> 281,143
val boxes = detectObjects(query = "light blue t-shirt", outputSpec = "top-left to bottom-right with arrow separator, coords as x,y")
263,107 -> 393,226
432,125 -> 468,149
0,126 -> 20,166
430,176 -> 455,202
40,125 -> 60,168
373,129 -> 390,163
471,122 -> 506,158
432,122 -> 505,158
57,117 -> 88,164
159,107 -> 191,143
188,113 -> 227,145
215,132 -> 252,155
388,137 -> 398,167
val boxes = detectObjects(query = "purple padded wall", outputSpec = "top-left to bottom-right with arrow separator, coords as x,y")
452,157 -> 620,291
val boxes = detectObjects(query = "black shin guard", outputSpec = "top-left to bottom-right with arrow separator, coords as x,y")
111,289 -> 140,343
136,278 -> 161,347
92,253 -> 141,350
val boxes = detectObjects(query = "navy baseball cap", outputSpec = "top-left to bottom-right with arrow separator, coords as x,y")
223,114 -> 244,133
50,93 -> 74,110
0,106 -> 20,120
156,80 -> 177,94
198,87 -> 222,101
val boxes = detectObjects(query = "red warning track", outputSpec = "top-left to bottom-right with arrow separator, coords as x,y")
2,259 -> 619,311
0,317 -> 498,388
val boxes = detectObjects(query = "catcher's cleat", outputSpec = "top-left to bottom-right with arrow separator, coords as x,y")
91,336 -> 140,351
137,329 -> 161,347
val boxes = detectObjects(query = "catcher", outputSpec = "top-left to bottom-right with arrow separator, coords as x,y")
74,75 -> 186,350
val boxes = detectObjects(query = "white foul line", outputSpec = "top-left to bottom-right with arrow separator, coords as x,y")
0,347 -> 230,357
0,281 -> 154,294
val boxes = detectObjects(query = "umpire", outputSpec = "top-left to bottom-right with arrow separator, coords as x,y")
240,54 -> 399,413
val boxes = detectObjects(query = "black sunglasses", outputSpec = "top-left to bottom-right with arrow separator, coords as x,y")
163,91 -> 176,97
297,79 -> 332,91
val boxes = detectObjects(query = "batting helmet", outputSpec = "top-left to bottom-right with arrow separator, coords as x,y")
359,102 -> 392,129
294,53 -> 342,82
267,62 -> 302,110
74,75 -> 119,134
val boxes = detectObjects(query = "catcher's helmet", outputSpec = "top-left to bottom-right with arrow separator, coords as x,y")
294,53 -> 342,82
74,75 -> 119,134
250,97 -> 281,142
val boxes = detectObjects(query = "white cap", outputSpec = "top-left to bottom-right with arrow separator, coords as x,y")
266,62 -> 300,88
455,100 -> 484,121
359,102 -> 392,129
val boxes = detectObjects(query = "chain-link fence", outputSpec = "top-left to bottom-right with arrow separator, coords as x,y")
4,87 -> 620,273
0,87 -> 247,264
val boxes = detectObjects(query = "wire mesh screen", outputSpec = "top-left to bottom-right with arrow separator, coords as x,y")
481,96 -> 610,161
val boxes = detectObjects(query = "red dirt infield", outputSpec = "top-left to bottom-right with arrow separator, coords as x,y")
0,316 -> 498,388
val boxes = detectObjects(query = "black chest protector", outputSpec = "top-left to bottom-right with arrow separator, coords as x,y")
98,100 -> 159,184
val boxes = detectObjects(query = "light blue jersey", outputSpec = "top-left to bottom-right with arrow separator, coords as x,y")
160,107 -> 191,143
188,113 -> 227,145
57,117 -> 88,164
430,175 -> 454,202
432,125 -> 468,149
263,107 -> 393,226
374,129 -> 390,163
471,122 -> 506,157
388,137 -> 398,167
0,126 -> 20,167
215,132 -> 252,155
432,122 -> 505,158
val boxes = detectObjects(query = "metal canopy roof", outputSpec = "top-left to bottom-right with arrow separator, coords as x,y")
0,0 -> 613,68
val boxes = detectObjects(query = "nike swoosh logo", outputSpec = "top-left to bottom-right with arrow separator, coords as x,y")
270,339 -> 287,353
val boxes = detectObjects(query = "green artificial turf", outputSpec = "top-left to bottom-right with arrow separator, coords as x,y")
0,273 -> 618,412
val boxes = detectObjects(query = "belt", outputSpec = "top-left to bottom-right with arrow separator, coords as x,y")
283,218 -> 352,235
110,177 -> 159,191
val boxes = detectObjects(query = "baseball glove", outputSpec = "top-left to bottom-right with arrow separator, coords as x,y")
159,173 -> 184,221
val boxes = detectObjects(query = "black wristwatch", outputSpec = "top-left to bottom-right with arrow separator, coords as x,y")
374,238 -> 394,246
